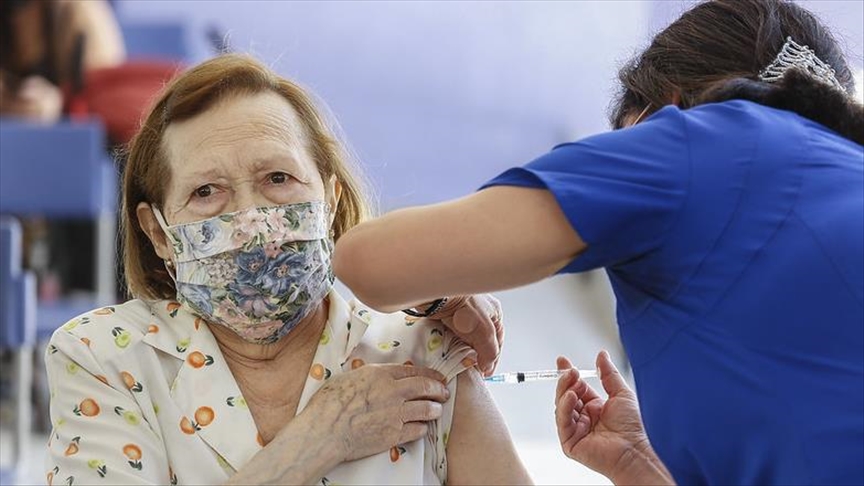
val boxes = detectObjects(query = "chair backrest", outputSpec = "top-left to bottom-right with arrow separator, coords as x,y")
0,217 -> 36,348
121,20 -> 192,62
0,120 -> 116,217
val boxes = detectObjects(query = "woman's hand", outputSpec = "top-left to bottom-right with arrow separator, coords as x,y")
428,294 -> 503,376
555,351 -> 674,485
0,75 -> 63,123
300,363 -> 450,462
228,364 -> 451,485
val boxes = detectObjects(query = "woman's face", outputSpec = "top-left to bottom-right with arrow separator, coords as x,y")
138,90 -> 340,261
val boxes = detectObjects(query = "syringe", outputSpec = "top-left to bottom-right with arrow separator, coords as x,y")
484,369 -> 598,384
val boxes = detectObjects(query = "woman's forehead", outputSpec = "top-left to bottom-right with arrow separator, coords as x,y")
162,91 -> 310,168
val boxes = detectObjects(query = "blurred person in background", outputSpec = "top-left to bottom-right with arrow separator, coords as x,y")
0,0 -> 125,123
0,0 -> 126,299
333,0 -> 863,484
44,54 -> 528,486
0,0 -> 128,432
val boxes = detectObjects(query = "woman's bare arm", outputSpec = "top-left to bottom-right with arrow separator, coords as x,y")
61,0 -> 126,72
333,186 -> 585,313
446,367 -> 533,485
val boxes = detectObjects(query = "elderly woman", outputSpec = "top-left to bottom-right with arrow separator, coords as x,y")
44,54 -> 531,486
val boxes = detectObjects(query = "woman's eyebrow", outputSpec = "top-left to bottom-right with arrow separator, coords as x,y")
178,168 -> 224,185
251,155 -> 310,180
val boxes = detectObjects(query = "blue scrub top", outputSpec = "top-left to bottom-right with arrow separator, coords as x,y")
483,100 -> 864,485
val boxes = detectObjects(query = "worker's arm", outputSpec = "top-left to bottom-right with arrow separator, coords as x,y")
333,186 -> 585,313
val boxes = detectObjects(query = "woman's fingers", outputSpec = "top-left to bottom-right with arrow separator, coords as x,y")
387,363 -> 446,382
401,400 -> 443,424
596,350 -> 630,398
397,422 -> 429,445
397,376 -> 451,402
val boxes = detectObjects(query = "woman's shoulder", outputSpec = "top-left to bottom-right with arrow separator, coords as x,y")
47,299 -> 175,359
347,301 -> 477,380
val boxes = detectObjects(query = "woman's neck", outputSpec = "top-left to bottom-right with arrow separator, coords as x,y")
211,299 -> 331,430
209,298 -> 329,370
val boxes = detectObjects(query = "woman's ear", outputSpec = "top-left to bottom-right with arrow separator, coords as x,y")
136,202 -> 173,261
325,174 -> 343,226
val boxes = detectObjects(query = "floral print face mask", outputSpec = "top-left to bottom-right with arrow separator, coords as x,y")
152,201 -> 335,344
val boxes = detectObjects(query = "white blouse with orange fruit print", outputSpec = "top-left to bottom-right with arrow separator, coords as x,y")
44,289 -> 476,485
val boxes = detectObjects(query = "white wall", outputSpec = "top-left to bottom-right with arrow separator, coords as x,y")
118,1 -> 649,208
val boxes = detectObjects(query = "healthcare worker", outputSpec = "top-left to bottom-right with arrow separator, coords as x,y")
333,0 -> 864,484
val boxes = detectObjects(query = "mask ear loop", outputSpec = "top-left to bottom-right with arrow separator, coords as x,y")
151,206 -> 179,283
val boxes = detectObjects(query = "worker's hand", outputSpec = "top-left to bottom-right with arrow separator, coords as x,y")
555,351 -> 673,484
428,294 -> 503,376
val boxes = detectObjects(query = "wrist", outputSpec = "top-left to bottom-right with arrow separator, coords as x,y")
609,438 -> 674,486
272,412 -> 343,483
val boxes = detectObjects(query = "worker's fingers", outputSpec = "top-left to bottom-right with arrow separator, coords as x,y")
596,350 -> 631,397
556,356 -> 577,401
555,389 -> 580,431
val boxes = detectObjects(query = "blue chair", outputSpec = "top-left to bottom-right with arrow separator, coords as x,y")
0,217 -> 37,484
0,119 -> 117,339
121,20 -> 193,62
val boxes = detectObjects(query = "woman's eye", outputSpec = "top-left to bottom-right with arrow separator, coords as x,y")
194,185 -> 213,198
269,172 -> 289,184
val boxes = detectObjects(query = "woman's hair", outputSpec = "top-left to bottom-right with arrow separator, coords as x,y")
122,54 -> 371,300
610,0 -> 862,143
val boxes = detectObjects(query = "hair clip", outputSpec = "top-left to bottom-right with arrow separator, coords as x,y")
759,37 -> 845,92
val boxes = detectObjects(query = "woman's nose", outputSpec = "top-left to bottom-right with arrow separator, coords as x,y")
231,185 -> 262,213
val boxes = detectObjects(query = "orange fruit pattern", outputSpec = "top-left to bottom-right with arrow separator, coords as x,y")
186,351 -> 212,368
310,363 -> 331,380
64,436 -> 80,456
166,302 -> 181,317
194,406 -> 215,427
93,307 -> 115,315
46,466 -> 58,486
121,372 -> 136,389
123,444 -> 142,461
390,445 -> 407,462
179,417 -> 196,435
75,398 -> 100,417
187,352 -> 204,368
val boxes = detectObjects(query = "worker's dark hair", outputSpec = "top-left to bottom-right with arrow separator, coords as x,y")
611,0 -> 862,144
